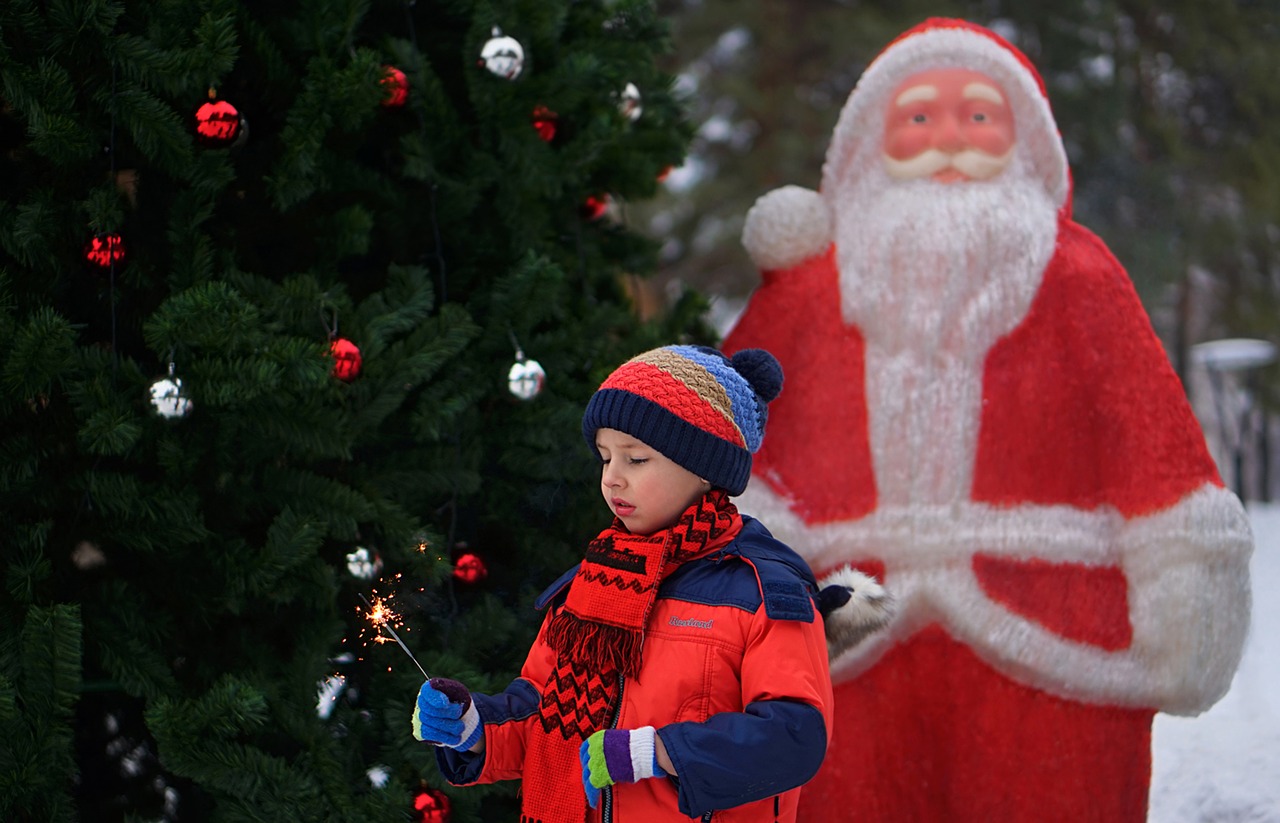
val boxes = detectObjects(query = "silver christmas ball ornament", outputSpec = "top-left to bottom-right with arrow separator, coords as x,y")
480,27 -> 525,80
508,356 -> 546,400
150,366 -> 192,419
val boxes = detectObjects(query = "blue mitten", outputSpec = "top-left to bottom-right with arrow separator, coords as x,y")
412,677 -> 482,751
579,726 -> 663,809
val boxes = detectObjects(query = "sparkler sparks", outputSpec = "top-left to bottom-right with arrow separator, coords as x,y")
358,589 -> 430,681
364,594 -> 399,642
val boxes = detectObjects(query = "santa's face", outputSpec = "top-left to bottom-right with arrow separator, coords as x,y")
836,67 -> 1056,355
881,68 -> 1015,183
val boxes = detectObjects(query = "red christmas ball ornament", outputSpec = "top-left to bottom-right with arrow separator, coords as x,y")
581,194 -> 610,221
380,65 -> 409,107
330,337 -> 362,382
531,105 -> 558,142
194,98 -> 244,148
413,787 -> 452,823
452,553 -> 488,584
82,233 -> 127,270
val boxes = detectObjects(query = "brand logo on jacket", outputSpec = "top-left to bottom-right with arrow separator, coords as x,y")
669,616 -> 714,629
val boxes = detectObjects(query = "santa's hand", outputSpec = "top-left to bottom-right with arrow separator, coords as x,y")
579,727 -> 662,808
817,565 -> 895,659
742,185 -> 832,271
412,677 -> 482,750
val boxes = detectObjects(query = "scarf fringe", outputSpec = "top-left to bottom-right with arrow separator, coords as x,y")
545,609 -> 644,679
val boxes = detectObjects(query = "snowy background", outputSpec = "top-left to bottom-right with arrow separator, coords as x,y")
1149,503 -> 1280,822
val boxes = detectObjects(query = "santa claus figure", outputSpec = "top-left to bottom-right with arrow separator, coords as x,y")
722,18 -> 1253,822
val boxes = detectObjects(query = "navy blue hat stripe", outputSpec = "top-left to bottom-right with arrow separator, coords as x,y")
583,388 -> 752,496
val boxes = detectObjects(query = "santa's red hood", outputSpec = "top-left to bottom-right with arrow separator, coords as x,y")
821,18 -> 1073,218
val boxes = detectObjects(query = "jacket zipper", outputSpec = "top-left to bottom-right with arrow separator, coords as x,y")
602,673 -> 624,823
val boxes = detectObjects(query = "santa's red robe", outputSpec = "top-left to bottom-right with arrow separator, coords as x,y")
722,18 -> 1252,823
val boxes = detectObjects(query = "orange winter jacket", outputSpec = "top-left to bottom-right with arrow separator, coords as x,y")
437,516 -> 834,822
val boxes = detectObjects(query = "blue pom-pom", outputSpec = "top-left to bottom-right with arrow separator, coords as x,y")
731,349 -> 783,403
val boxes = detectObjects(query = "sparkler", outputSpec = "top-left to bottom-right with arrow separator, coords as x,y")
359,592 -> 430,681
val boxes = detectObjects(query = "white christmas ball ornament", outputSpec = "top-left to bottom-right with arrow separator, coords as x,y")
508,357 -> 546,400
149,376 -> 192,418
480,27 -> 525,80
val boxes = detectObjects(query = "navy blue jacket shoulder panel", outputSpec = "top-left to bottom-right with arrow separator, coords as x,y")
533,517 -> 817,621
533,563 -> 579,611
661,517 -> 817,622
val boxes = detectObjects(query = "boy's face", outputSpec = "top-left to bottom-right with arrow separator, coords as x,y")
595,428 -> 708,535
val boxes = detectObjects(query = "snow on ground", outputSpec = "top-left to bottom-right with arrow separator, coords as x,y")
1149,503 -> 1280,822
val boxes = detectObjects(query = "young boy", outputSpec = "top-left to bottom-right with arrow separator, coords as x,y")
412,345 -> 833,823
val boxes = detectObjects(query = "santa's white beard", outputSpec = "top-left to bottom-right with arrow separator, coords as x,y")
834,162 -> 1059,505
837,162 -> 1058,352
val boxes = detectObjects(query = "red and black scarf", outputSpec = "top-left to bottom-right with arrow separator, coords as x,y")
520,490 -> 743,823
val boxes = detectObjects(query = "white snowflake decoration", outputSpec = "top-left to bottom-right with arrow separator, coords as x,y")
366,765 -> 390,789
618,82 -> 643,121
315,674 -> 346,719
345,546 -> 381,580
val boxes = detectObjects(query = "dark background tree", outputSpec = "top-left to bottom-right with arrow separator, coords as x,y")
0,1 -> 705,820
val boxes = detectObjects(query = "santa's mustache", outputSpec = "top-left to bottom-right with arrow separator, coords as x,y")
882,147 -> 1013,181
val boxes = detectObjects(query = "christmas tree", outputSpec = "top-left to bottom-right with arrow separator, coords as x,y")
0,1 -> 705,820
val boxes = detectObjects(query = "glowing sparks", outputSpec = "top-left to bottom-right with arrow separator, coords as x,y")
365,595 -> 400,643
358,588 -> 429,680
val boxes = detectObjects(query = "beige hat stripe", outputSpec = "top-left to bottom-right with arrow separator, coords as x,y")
630,349 -> 746,444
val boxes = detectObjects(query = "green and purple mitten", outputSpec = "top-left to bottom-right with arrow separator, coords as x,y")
578,726 -> 663,809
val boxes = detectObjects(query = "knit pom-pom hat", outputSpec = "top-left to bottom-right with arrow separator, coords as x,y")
582,345 -> 783,495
